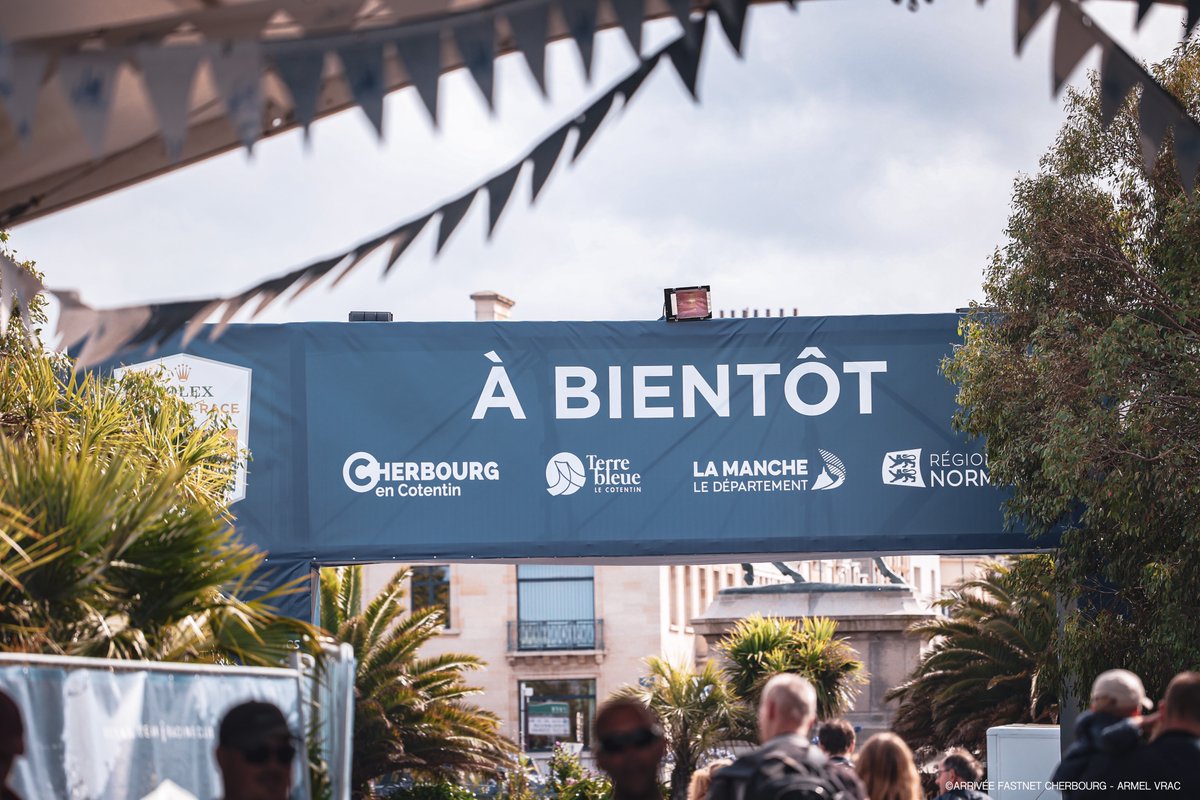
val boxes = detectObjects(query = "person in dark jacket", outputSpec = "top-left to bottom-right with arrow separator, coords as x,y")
932,748 -> 990,800
816,718 -> 856,768
0,690 -> 24,800
1051,669 -> 1152,798
1089,671 -> 1200,798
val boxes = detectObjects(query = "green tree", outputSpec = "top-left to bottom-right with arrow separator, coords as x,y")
943,38 -> 1200,700
716,615 -> 865,721
0,239 -> 315,664
614,657 -> 747,800
319,565 -> 516,798
885,557 -> 1060,758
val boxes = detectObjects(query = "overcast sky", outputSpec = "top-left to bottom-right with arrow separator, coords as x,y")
8,0 -> 1190,327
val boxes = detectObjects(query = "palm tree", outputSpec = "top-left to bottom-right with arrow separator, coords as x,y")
885,556 -> 1059,758
716,615 -> 866,720
319,565 -> 517,797
0,259 -> 316,664
612,657 -> 747,800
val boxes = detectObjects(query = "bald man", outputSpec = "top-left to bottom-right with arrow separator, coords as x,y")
710,674 -> 865,800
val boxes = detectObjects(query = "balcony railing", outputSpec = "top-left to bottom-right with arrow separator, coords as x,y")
507,619 -> 604,652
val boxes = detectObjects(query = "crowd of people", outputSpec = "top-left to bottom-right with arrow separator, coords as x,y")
0,667 -> 1197,799
594,669 -> 1200,800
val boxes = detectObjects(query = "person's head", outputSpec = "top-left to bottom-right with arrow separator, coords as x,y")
215,701 -> 297,800
816,719 -> 856,758
686,759 -> 732,800
1159,671 -> 1200,736
594,698 -> 665,800
756,674 -> 817,742
855,733 -> 921,800
0,690 -> 24,785
1089,669 -> 1152,718
936,747 -> 982,794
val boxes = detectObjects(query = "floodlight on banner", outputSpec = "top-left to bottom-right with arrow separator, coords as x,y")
664,286 -> 712,321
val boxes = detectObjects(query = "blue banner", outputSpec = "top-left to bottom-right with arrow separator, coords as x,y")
108,314 -> 1045,571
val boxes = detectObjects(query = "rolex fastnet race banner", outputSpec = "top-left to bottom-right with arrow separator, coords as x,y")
107,314 -> 1044,574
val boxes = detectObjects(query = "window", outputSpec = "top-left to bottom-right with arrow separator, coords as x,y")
520,678 -> 596,752
516,566 -> 595,650
411,565 -> 451,628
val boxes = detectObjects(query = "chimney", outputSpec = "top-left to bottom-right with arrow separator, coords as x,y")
470,290 -> 515,321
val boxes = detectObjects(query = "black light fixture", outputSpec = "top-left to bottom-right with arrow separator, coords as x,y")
663,286 -> 712,321
348,311 -> 394,322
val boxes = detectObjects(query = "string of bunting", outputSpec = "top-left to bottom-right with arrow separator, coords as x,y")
0,9 -> 720,367
2,0 -> 1200,367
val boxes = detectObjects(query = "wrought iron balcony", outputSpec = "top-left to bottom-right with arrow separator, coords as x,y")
507,619 -> 604,652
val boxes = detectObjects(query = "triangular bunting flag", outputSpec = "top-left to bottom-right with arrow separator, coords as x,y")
561,0 -> 599,80
665,0 -> 692,32
394,32 -> 442,125
48,289 -> 98,352
1138,83 -> 1175,173
76,306 -> 153,367
667,15 -> 707,101
127,300 -> 213,350
287,254 -> 348,301
1015,0 -> 1054,56
0,47 -> 48,142
453,17 -> 496,111
616,58 -> 657,106
1052,4 -> 1095,95
436,190 -> 478,255
0,252 -> 43,337
572,89 -> 616,161
58,51 -> 123,157
486,165 -> 521,238
507,4 -> 550,95
337,41 -> 387,137
331,232 -> 393,287
180,300 -> 223,346
1173,123 -> 1200,196
610,0 -> 645,57
1135,0 -> 1154,28
1099,46 -> 1142,128
209,40 -> 265,151
270,46 -> 326,136
530,124 -> 570,202
383,214 -> 432,273
136,44 -> 203,161
713,0 -> 750,57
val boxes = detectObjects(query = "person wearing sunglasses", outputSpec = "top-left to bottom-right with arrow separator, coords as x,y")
215,701 -> 298,800
594,699 -> 666,800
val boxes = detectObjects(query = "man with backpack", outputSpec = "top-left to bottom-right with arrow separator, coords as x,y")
709,674 -> 865,800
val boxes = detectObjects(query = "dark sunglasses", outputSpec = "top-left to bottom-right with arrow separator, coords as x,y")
240,743 -> 297,765
599,727 -> 661,754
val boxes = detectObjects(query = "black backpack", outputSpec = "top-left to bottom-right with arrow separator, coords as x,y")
709,743 -> 852,800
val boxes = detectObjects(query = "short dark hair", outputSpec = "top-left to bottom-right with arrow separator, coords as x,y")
816,719 -> 855,756
219,701 -> 295,749
1165,672 -> 1200,724
593,698 -> 661,740
942,748 -> 982,783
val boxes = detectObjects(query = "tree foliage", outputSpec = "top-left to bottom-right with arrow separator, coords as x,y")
613,657 -> 745,800
943,39 -> 1200,700
886,557 -> 1059,758
0,238 -> 315,664
716,615 -> 866,720
319,566 -> 516,797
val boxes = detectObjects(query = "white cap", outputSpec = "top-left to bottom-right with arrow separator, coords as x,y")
1091,669 -> 1153,712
